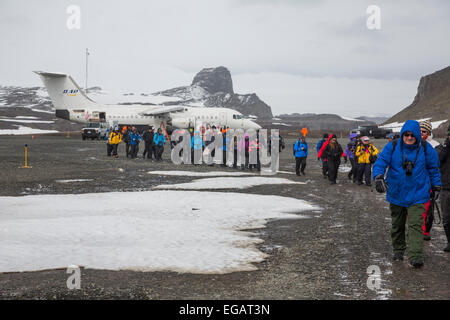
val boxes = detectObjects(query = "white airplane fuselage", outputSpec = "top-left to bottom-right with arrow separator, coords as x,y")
34,71 -> 261,132
66,104 -> 259,131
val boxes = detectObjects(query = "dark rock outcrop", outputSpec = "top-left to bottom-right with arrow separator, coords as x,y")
191,66 -> 234,95
154,66 -> 273,118
385,66 -> 450,125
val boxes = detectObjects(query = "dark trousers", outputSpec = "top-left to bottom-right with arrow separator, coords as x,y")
130,144 -> 139,158
155,145 -> 164,160
357,163 -> 372,185
191,148 -> 202,164
143,142 -> 153,159
222,150 -> 227,166
107,143 -> 112,156
322,160 -> 328,176
327,159 -> 339,183
112,144 -> 118,156
349,158 -> 357,181
295,157 -> 306,175
441,190 -> 450,243
242,153 -> 249,169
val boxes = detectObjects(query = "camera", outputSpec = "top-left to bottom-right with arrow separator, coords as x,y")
403,161 -> 414,176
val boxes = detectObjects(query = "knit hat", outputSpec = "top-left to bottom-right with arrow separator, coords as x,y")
329,134 -> 337,140
420,120 -> 432,134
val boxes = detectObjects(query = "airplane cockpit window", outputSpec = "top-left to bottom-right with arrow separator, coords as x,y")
233,114 -> 243,120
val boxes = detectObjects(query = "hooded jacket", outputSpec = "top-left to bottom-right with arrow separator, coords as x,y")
191,131 -> 204,150
129,132 -> 141,146
293,139 -> 308,157
108,131 -> 122,145
344,133 -> 358,159
154,132 -> 166,146
372,120 -> 441,207
436,139 -> 450,190
355,142 -> 379,164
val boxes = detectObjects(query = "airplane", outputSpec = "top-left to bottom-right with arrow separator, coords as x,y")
34,71 -> 261,134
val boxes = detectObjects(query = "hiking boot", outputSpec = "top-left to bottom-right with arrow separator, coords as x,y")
392,252 -> 403,261
443,243 -> 450,252
409,259 -> 424,268
423,235 -> 431,241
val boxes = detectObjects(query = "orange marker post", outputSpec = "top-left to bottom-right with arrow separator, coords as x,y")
19,144 -> 32,169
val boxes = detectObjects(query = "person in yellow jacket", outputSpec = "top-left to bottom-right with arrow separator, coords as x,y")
108,127 -> 122,158
355,136 -> 379,186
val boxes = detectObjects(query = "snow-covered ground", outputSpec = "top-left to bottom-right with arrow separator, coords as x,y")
0,190 -> 318,274
340,116 -> 364,122
148,170 -> 254,177
0,125 -> 58,135
154,176 -> 305,190
88,90 -> 183,105
0,118 -> 54,124
381,118 -> 448,133
55,179 -> 93,183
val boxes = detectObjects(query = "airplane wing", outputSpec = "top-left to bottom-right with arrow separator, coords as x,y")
138,105 -> 186,116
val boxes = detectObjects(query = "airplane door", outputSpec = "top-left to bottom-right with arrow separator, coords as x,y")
219,112 -> 227,127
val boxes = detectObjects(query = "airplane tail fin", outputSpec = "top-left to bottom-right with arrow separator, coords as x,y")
34,71 -> 98,110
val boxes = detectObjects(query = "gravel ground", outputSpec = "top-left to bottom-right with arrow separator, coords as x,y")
0,134 -> 448,300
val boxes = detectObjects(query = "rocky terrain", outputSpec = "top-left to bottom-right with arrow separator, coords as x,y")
154,66 -> 273,119
386,66 -> 450,125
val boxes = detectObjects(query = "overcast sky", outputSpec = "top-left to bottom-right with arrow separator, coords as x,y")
1,0 -> 449,117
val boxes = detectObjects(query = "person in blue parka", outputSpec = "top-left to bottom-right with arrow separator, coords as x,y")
191,130 -> 204,164
153,128 -> 166,161
373,120 -> 441,268
293,135 -> 308,176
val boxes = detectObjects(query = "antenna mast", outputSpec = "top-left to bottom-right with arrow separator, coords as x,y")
85,48 -> 89,94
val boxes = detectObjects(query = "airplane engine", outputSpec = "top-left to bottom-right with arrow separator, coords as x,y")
170,118 -> 191,129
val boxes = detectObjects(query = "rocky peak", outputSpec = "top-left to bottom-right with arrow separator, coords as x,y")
191,66 -> 234,95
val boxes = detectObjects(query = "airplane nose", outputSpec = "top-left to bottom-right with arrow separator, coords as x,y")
249,120 -> 261,130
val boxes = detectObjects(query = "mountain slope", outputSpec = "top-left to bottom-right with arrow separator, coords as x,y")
385,66 -> 450,125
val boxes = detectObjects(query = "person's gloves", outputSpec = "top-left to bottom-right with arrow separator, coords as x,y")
375,175 -> 388,193
431,185 -> 441,199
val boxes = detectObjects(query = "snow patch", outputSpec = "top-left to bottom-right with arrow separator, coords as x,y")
148,170 -> 254,177
154,176 -> 305,190
0,190 -> 317,273
0,125 -> 58,135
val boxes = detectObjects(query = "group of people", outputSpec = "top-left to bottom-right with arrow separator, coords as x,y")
179,126 -> 285,171
301,120 -> 448,268
105,126 -> 166,161
311,133 -> 380,185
